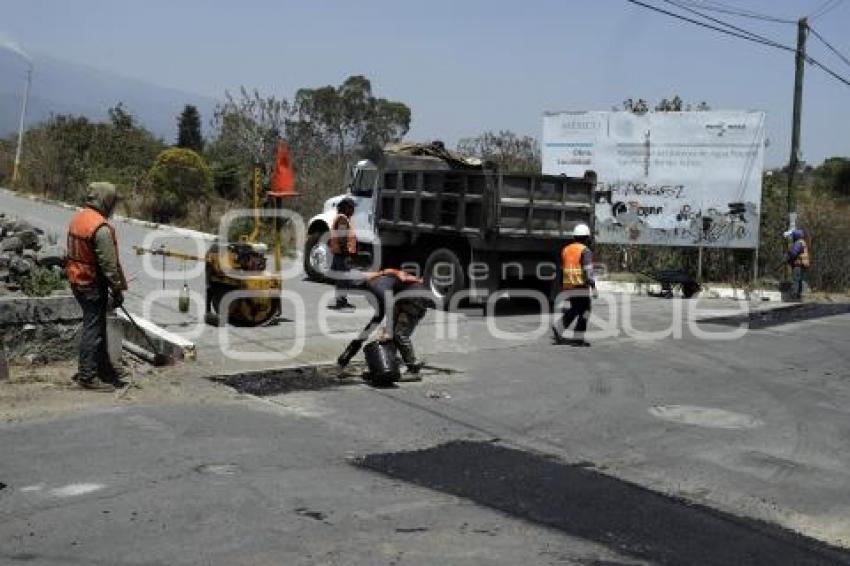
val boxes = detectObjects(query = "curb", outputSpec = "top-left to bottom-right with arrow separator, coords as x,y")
0,187 -> 217,242
117,310 -> 196,362
597,280 -> 782,302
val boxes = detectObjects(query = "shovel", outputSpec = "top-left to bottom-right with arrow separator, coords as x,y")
118,305 -> 173,366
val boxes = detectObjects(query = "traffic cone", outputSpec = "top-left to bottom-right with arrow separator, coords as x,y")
268,142 -> 299,197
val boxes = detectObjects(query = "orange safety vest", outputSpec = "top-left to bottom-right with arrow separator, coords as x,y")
66,207 -> 124,288
329,213 -> 357,256
561,242 -> 588,290
794,239 -> 811,268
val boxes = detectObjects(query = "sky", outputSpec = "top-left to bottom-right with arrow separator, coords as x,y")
1,0 -> 849,167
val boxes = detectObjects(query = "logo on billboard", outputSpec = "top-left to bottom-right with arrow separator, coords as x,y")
705,122 -> 746,137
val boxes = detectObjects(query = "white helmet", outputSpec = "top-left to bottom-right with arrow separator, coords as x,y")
573,223 -> 591,237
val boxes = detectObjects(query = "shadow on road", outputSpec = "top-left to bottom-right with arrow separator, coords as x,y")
357,440 -> 850,566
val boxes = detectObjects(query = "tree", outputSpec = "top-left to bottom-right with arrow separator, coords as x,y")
292,75 -> 411,163
177,104 -> 203,152
144,148 -> 212,222
457,130 -> 541,173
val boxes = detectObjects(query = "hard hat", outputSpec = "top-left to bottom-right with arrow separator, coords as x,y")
573,223 -> 591,237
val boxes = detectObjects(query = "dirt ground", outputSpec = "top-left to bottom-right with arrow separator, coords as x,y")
0,359 -> 242,425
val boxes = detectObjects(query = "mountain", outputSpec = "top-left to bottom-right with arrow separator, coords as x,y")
0,52 -> 217,142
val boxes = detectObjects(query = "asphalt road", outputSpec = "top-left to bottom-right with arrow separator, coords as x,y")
3,188 -> 850,564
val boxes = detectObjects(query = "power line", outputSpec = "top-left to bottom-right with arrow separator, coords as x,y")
625,0 -> 850,88
673,0 -> 795,24
808,25 -> 850,69
809,0 -> 843,20
625,0 -> 797,52
662,0 -> 791,46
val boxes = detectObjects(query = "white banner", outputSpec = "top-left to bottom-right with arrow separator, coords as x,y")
542,111 -> 765,248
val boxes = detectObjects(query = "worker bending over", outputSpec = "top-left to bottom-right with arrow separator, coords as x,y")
552,223 -> 597,347
337,269 -> 433,378
782,228 -> 811,301
328,197 -> 357,311
66,182 -> 128,391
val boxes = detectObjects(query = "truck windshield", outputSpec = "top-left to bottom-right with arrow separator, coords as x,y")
352,168 -> 378,196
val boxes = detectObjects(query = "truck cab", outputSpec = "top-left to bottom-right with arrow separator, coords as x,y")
303,160 -> 380,279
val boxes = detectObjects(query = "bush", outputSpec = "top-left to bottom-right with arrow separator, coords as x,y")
21,266 -> 66,297
144,148 -> 212,222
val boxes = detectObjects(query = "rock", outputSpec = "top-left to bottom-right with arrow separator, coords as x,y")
10,219 -> 35,233
9,257 -> 33,277
36,246 -> 65,269
0,268 -> 9,282
0,253 -> 11,269
17,229 -> 39,251
0,236 -> 23,254
22,249 -> 37,261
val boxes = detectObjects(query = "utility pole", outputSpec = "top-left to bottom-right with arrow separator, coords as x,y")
12,64 -> 32,185
786,17 -> 807,231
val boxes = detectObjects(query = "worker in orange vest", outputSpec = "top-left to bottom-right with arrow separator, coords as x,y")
328,197 -> 358,311
552,223 -> 597,346
66,182 -> 128,391
337,268 -> 434,378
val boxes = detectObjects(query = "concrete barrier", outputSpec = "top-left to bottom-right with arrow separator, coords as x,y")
596,280 -> 782,302
117,310 -> 196,362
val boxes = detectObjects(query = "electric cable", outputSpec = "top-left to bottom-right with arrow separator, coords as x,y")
626,0 -> 850,88
808,25 -> 850,69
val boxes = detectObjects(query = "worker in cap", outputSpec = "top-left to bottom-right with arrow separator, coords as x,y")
782,228 -> 810,300
552,223 -> 597,346
66,182 -> 128,391
337,269 -> 434,380
328,197 -> 358,311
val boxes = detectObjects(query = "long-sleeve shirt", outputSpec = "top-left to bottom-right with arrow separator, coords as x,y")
92,224 -> 126,291
581,247 -> 596,289
784,240 -> 805,264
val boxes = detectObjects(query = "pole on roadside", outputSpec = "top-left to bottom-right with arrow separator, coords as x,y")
12,64 -> 32,184
786,17 -> 807,232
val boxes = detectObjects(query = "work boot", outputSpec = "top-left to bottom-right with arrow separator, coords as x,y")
551,326 -> 568,345
72,374 -> 115,392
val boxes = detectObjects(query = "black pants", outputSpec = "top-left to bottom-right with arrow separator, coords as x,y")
331,254 -> 350,304
340,299 -> 426,367
559,295 -> 591,337
72,284 -> 115,380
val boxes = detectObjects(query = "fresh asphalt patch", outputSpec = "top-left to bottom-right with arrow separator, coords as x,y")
356,440 -> 850,566
699,302 -> 850,330
209,364 -> 458,396
210,365 -> 354,396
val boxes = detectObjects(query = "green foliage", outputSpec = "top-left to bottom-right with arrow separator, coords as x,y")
21,266 -> 66,297
206,76 -> 410,220
144,148 -> 212,222
17,103 -> 165,204
456,130 -> 541,173
177,104 -> 204,152
620,96 -> 710,113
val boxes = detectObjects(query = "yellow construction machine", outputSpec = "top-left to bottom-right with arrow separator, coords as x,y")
134,143 -> 298,327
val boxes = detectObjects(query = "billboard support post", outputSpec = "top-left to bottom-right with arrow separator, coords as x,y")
697,245 -> 703,282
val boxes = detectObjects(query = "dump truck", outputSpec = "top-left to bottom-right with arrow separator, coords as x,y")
305,143 -> 596,308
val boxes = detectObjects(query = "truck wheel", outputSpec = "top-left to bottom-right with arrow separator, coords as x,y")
304,230 -> 331,281
424,248 -> 465,310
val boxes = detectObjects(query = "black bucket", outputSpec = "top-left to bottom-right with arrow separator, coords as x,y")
364,341 -> 401,385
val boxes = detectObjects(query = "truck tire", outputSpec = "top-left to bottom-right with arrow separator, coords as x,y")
304,230 -> 332,281
424,248 -> 465,310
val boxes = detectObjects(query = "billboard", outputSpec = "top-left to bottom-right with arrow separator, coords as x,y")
542,110 -> 765,248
